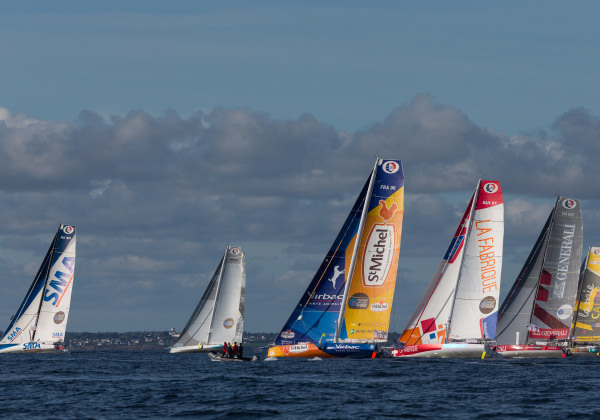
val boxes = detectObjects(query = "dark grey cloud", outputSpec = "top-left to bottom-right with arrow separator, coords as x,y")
0,96 -> 598,333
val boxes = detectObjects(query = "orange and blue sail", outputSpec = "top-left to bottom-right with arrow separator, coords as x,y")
270,159 -> 404,358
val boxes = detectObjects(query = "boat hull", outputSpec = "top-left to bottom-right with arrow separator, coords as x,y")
169,344 -> 221,354
495,345 -> 565,358
391,343 -> 489,358
0,342 -> 59,353
207,352 -> 258,362
268,342 -> 378,359
570,346 -> 600,357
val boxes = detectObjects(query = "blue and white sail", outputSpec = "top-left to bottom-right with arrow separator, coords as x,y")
0,225 -> 76,353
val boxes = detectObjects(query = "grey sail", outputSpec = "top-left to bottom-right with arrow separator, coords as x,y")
170,246 -> 246,353
497,196 -> 583,345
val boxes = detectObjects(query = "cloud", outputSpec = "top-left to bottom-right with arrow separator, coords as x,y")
0,96 -> 598,332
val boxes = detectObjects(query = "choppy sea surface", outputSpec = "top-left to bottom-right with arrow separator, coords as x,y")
1,349 -> 599,419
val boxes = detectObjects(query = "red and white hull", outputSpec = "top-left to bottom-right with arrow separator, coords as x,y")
391,343 -> 489,358
495,345 -> 565,358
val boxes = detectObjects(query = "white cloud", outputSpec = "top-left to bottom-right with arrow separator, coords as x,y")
0,97 -> 598,332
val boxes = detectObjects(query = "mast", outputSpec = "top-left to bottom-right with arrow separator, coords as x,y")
446,180 -> 480,341
205,250 -> 227,345
334,159 -> 379,343
31,228 -> 60,342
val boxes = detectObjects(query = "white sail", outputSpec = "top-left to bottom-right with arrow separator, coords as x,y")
449,184 -> 504,340
0,224 -> 76,353
170,246 -> 245,353
393,180 -> 503,358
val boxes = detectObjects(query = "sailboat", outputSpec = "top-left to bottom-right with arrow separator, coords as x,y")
391,180 -> 504,358
170,246 -> 246,354
569,246 -> 600,356
495,196 -> 583,358
267,159 -> 404,358
0,225 -> 76,353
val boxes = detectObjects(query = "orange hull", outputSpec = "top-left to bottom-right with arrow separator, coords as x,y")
267,343 -> 335,358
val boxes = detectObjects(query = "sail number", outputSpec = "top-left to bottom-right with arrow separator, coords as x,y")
379,185 -> 396,191
482,201 -> 497,206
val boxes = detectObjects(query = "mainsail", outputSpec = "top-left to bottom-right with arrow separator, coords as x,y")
0,224 -> 76,353
393,180 -> 504,357
496,196 -> 583,348
571,247 -> 600,345
170,246 -> 245,353
269,159 -> 404,358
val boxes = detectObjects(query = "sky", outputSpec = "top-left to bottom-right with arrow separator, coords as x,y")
0,1 -> 599,334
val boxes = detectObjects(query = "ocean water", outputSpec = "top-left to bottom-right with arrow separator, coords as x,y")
1,349 -> 599,419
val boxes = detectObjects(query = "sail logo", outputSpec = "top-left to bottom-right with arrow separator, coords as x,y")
7,327 -> 22,342
223,318 -> 234,329
562,199 -> 577,210
479,296 -> 496,314
349,293 -> 369,309
370,301 -> 389,312
594,249 -> 600,256
362,224 -> 395,287
483,183 -> 498,194
554,224 -> 576,298
62,225 -> 74,235
382,161 -> 400,174
53,311 -> 65,324
280,330 -> 295,339
557,304 -> 573,320
327,265 -> 344,289
476,220 -> 498,294
230,248 -> 240,256
43,256 -> 75,306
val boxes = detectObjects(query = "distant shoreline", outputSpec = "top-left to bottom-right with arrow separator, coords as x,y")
0,330 -> 400,351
